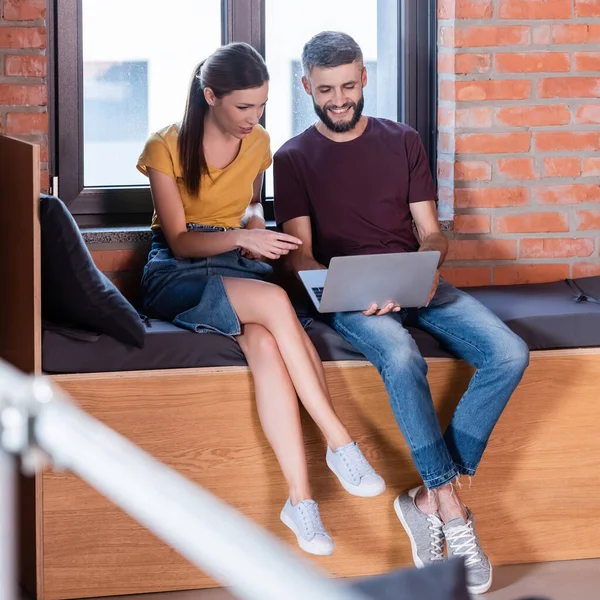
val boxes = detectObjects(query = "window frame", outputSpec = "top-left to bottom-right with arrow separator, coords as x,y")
51,0 -> 437,227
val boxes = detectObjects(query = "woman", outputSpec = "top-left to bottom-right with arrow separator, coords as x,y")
137,43 -> 385,556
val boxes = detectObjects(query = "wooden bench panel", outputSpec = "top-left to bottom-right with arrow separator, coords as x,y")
39,350 -> 600,599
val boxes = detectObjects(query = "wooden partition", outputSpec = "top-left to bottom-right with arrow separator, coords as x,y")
0,135 -> 42,599
42,348 -> 600,599
0,135 -> 41,373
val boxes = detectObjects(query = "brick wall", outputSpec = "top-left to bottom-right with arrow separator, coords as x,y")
0,0 -> 48,190
438,0 -> 600,286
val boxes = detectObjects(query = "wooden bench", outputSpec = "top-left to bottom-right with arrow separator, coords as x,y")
2,135 -> 600,600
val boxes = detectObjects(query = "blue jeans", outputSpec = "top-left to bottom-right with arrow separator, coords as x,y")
326,279 -> 530,489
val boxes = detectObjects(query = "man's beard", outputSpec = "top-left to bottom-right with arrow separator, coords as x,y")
313,95 -> 364,133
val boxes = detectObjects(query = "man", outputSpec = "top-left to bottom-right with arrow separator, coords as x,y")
273,31 -> 529,595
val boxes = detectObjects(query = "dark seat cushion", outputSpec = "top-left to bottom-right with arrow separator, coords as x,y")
466,277 -> 600,350
42,277 -> 600,374
42,319 -> 451,374
40,195 -> 145,348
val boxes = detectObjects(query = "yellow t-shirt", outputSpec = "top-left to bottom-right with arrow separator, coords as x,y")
137,123 -> 272,229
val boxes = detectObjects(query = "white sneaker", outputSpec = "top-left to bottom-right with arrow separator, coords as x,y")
280,498 -> 334,556
326,442 -> 386,497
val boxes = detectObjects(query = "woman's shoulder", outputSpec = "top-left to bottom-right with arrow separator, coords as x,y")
145,123 -> 181,149
249,124 -> 270,146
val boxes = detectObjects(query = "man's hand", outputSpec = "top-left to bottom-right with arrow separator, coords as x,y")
362,302 -> 401,317
425,269 -> 440,307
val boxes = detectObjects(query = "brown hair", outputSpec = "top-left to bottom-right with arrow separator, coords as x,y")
177,43 -> 269,196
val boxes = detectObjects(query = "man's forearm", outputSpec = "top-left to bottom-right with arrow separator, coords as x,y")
290,251 -> 326,273
419,232 -> 448,267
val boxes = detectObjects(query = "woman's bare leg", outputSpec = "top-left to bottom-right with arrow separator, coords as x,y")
237,323 -> 311,504
223,277 -> 350,450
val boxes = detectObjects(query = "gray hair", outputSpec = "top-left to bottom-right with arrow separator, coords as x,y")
301,31 -> 363,75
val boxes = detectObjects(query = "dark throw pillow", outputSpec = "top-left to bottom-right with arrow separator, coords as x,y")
40,194 -> 145,348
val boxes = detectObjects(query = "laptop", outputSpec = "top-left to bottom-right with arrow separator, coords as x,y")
298,251 -> 440,313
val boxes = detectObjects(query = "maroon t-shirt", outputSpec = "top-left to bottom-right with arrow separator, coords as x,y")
274,118 -> 437,266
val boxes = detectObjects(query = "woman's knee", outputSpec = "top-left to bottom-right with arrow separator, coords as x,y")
240,324 -> 280,358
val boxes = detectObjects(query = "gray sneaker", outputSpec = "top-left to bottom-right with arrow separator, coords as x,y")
443,510 -> 492,595
394,487 -> 445,568
326,442 -> 386,497
280,498 -> 334,556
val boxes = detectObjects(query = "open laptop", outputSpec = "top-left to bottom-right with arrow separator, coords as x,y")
298,251 -> 440,313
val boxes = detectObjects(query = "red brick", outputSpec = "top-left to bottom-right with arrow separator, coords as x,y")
439,80 -> 456,101
6,112 -> 47,134
438,107 -> 455,128
439,132 -> 455,153
538,78 -> 600,99
455,187 -> 530,208
576,210 -> 600,230
437,160 -> 454,180
455,80 -> 531,101
520,238 -> 594,259
496,105 -> 570,127
551,24 -> 589,44
438,0 -> 454,18
499,0 -> 572,19
39,169 -> 50,192
575,105 -> 600,124
3,0 -> 46,20
0,84 -> 47,105
438,186 -> 455,207
494,264 -> 570,285
455,161 -> 492,181
0,27 -> 45,49
438,54 -> 455,74
573,263 -> 600,278
535,131 -> 600,152
454,214 -> 491,234
591,26 -> 600,43
439,267 -> 492,287
447,240 -> 517,261
456,132 -> 531,154
90,250 -> 147,273
533,184 -> 600,205
575,0 -> 600,17
494,212 -> 569,233
455,53 -> 492,74
496,53 -> 570,73
438,0 -> 494,18
574,53 -> 600,72
543,157 -> 581,178
582,158 -> 600,177
4,55 -> 46,78
532,25 -> 551,45
456,107 -> 493,128
497,158 -> 539,181
450,26 -> 531,48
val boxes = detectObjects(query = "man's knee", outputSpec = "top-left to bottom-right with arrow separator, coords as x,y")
491,331 -> 530,376
380,343 -> 428,378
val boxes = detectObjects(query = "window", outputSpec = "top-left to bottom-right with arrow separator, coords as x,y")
52,0 -> 437,226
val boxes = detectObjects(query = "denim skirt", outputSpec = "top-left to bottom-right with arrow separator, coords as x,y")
140,225 -> 273,337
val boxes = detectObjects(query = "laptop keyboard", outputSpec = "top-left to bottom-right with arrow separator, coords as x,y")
312,287 -> 324,301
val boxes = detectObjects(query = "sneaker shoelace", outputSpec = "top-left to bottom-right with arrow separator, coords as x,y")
298,501 -> 327,539
343,443 -> 374,479
445,519 -> 481,566
428,515 -> 445,561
